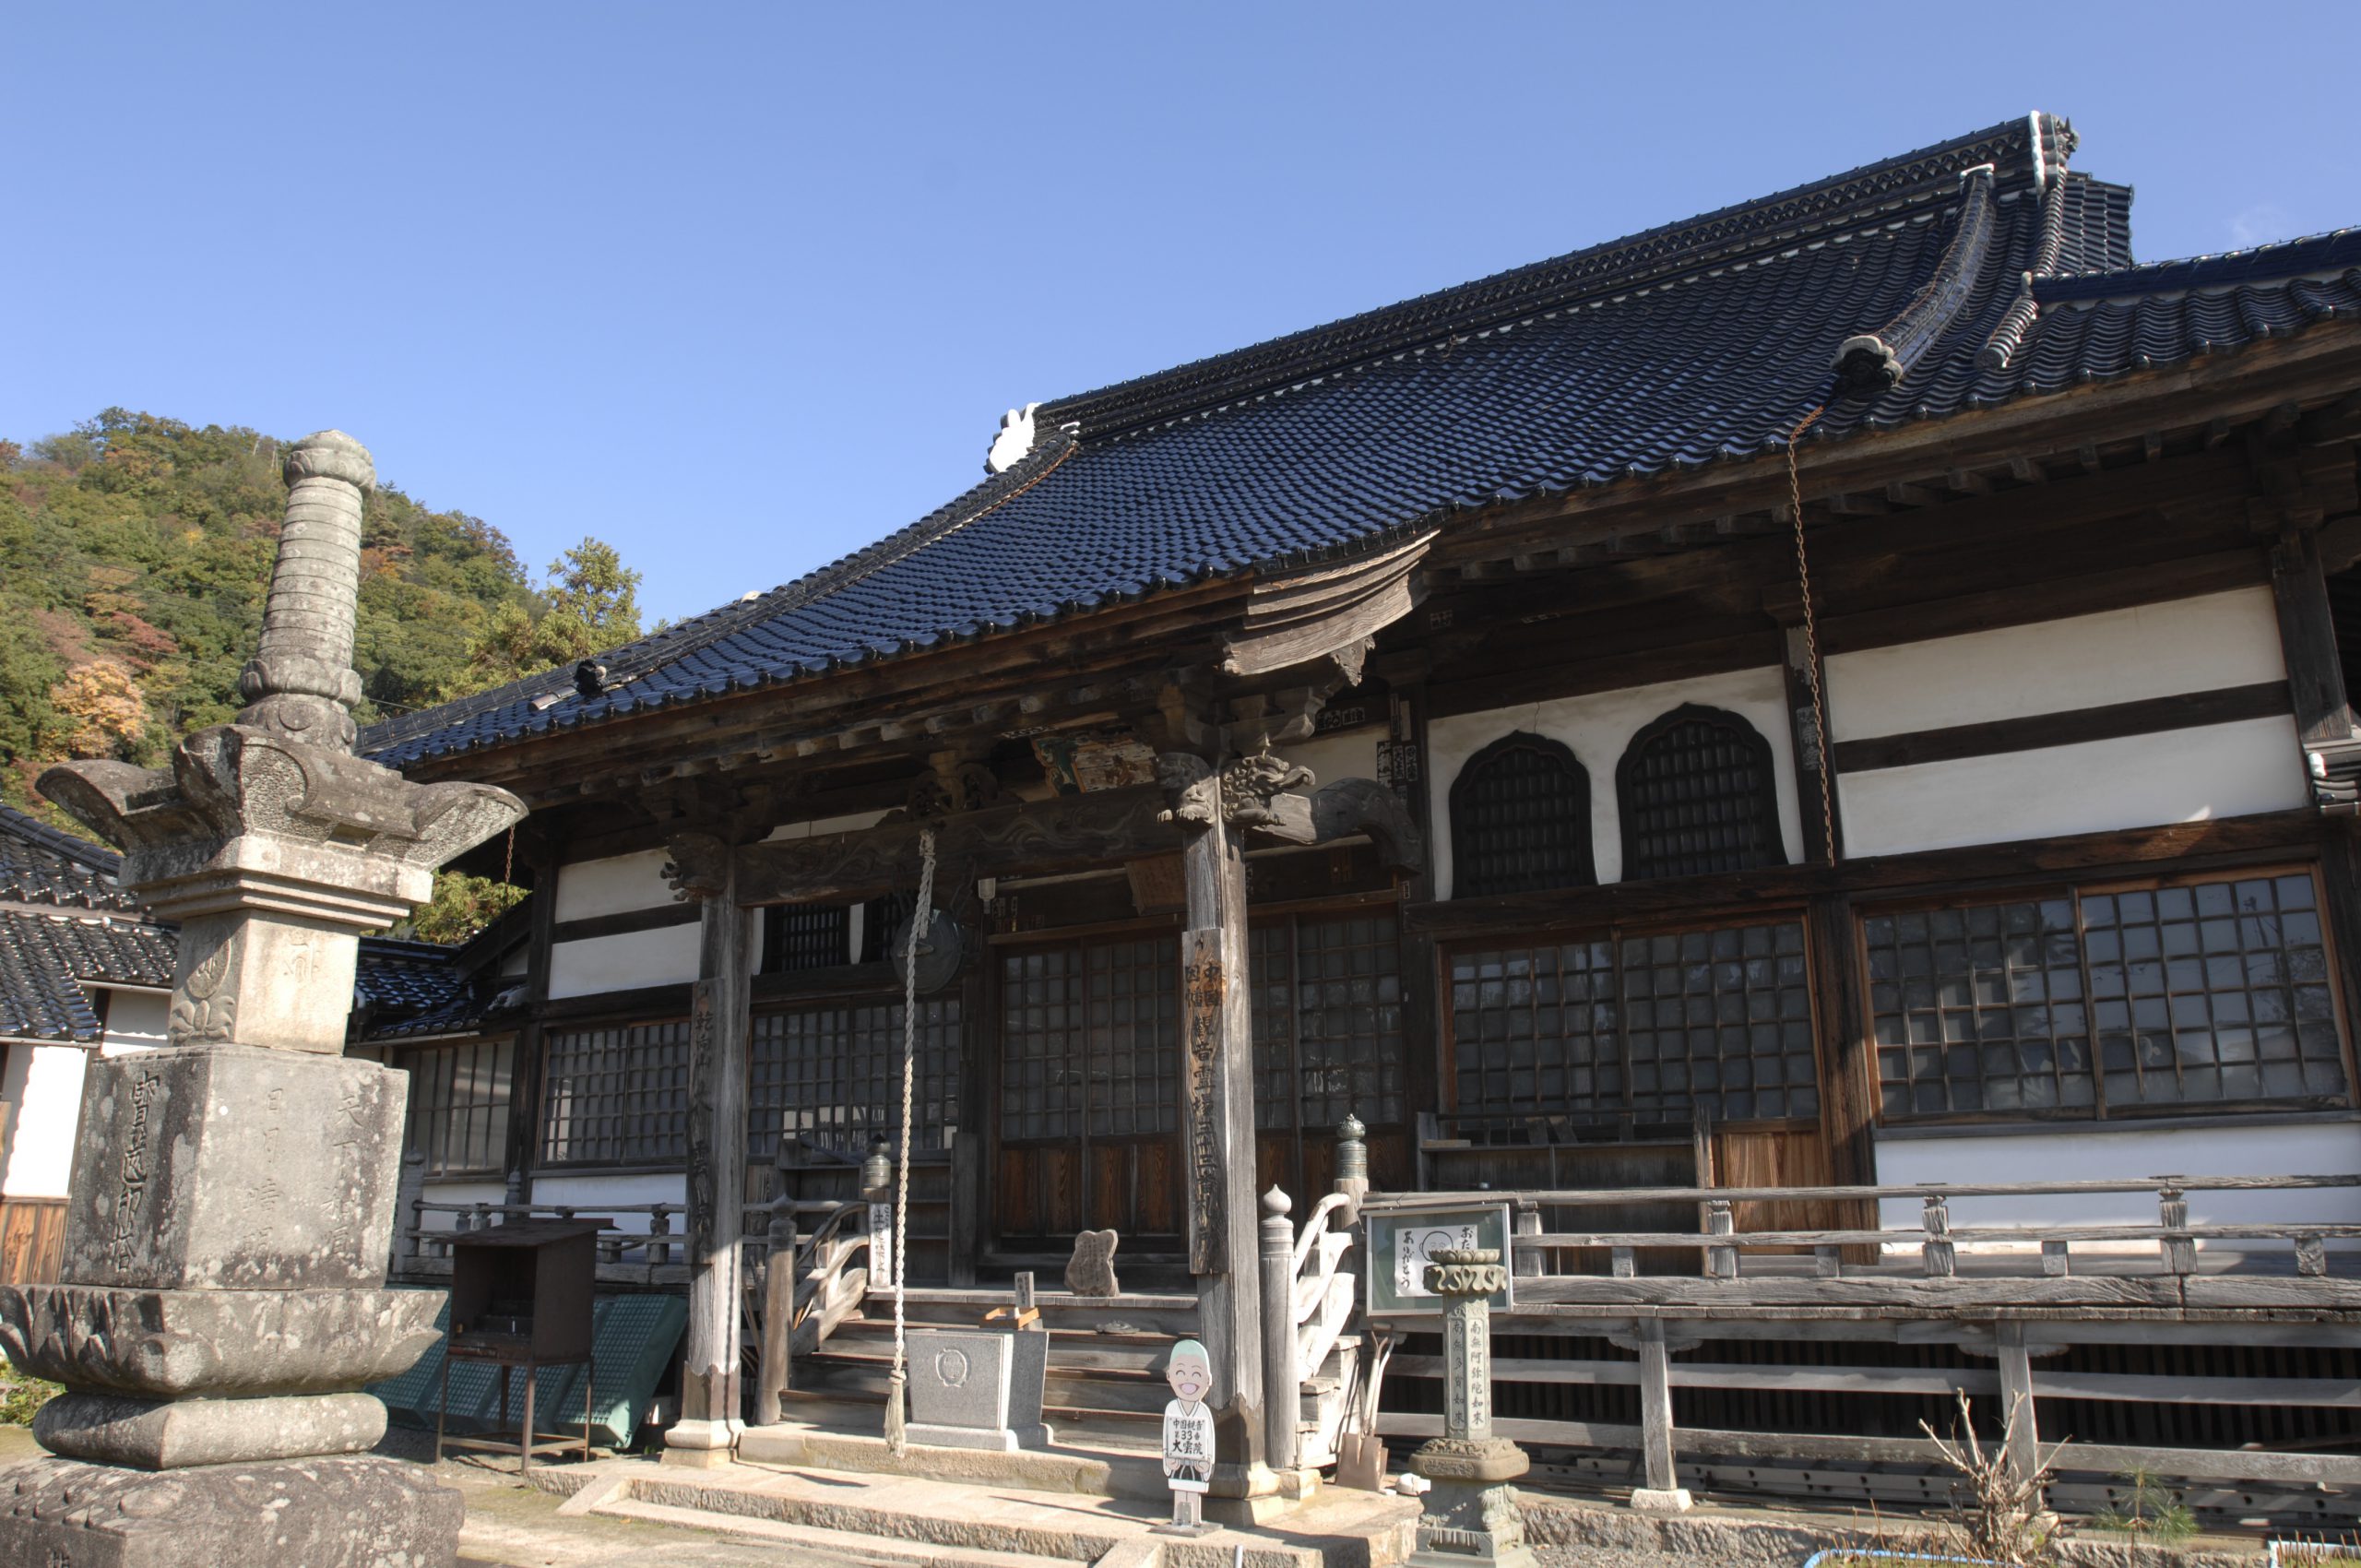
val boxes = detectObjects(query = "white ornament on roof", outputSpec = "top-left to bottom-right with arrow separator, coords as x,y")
986,401 -> 1041,473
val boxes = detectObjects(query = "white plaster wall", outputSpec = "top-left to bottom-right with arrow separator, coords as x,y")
1874,1120 -> 2361,1253
1428,666 -> 1800,897
529,1171 -> 687,1236
97,989 -> 168,1055
552,849 -> 676,923
547,923 -> 700,999
1826,588 -> 2287,742
1837,716 -> 2309,859
1,1045 -> 88,1199
1289,727 -> 1382,793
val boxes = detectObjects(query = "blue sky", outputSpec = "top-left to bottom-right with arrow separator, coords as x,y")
7,5 -> 2359,626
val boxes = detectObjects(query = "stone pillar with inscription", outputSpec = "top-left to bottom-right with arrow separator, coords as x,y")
1407,1248 -> 1536,1568
1160,747 -> 1316,1520
0,431 -> 526,1568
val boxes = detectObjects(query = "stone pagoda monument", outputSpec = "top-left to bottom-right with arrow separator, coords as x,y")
0,432 -> 525,1566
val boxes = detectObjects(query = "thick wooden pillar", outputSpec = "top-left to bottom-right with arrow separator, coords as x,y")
1171,754 -> 1275,1505
668,854 -> 754,1467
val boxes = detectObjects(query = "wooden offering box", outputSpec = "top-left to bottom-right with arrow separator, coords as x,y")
449,1218 -> 605,1361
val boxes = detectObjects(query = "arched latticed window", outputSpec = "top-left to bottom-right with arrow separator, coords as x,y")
1449,731 -> 1596,897
1616,704 -> 1786,881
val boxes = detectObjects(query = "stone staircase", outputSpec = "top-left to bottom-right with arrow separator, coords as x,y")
778,1287 -> 1202,1457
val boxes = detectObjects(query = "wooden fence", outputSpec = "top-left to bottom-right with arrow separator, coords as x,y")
0,1198 -> 65,1286
1362,1175 -> 2361,1525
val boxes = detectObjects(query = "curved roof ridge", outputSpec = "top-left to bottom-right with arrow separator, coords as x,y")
1045,114 -> 2070,439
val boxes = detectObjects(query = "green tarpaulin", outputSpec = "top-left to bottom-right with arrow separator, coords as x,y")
369,1290 -> 687,1450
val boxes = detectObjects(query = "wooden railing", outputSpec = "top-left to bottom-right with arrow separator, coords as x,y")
1360,1174 -> 2361,1521
391,1194 -> 784,1287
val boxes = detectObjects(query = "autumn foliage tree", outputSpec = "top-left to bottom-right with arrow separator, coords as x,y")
1,410 -> 648,940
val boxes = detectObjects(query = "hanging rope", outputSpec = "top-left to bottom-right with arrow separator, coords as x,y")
883,826 -> 937,1455
1786,405 -> 1839,863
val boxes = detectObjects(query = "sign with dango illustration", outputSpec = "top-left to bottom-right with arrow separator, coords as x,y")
1364,1204 -> 1513,1314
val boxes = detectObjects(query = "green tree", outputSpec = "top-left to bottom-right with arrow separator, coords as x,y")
456,536 -> 644,691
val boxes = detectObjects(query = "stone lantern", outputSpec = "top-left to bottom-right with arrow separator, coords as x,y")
0,432 -> 526,1567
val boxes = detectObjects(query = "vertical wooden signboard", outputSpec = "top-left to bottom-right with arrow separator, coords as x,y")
1181,928 -> 1228,1276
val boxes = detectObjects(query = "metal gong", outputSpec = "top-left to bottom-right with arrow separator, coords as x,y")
889,909 -> 965,994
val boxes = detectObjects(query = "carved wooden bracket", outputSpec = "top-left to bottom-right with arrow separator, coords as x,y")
1221,528 -> 1434,679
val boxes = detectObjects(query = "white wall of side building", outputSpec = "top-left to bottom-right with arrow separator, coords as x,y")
1830,588 -> 2309,857
1,1044 -> 88,1199
1428,665 -> 1802,897
1873,1118 -> 2361,1253
547,923 -> 701,999
98,988 -> 169,1054
528,1171 -> 687,1236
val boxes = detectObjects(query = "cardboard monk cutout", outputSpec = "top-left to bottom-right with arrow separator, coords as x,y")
1157,1337 -> 1217,1534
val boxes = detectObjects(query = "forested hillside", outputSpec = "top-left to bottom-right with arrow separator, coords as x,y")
0,410 -> 644,939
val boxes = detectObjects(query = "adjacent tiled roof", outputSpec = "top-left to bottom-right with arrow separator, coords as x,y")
0,804 -> 138,911
361,112 -> 2361,771
352,934 -> 528,1042
0,808 -> 510,1044
0,916 -> 106,1042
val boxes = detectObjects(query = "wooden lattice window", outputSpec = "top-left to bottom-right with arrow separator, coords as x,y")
389,1038 -> 515,1177
540,1017 -> 691,1167
749,997 -> 962,1164
1449,731 -> 1596,898
762,903 -> 852,973
1617,704 -> 1786,881
1450,918 -> 1817,1125
1868,869 -> 2351,1122
1251,911 -> 1406,1132
999,938 -> 1178,1144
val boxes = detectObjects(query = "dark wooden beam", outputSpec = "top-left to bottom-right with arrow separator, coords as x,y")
550,901 -> 702,945
732,785 -> 1184,907
1830,681 -> 2293,775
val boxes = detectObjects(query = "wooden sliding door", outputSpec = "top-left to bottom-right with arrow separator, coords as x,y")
992,935 -> 1183,1255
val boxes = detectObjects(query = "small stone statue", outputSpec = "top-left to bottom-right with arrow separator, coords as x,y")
1064,1228 -> 1121,1297
1154,1338 -> 1217,1536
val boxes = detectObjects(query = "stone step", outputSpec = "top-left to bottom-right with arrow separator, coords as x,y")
773,1394 -> 1163,1458
796,1349 -> 1170,1420
597,1496 -> 1074,1568
529,1454 -> 1418,1565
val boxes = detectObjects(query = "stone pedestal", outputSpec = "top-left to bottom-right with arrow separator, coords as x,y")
904,1328 -> 1052,1452
0,432 -> 526,1568
1407,1249 -> 1536,1568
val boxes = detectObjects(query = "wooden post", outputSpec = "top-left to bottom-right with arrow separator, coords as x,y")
1169,752 -> 1273,1502
1994,1321 -> 2042,1490
1921,1194 -> 1955,1277
1259,1187 -> 1299,1476
668,853 -> 754,1467
1633,1318 -> 1687,1509
756,1202 -> 797,1427
1775,619 -> 1843,863
1703,1199 -> 1738,1280
2270,523 -> 2355,746
391,1151 -> 426,1276
2158,1182 -> 2197,1276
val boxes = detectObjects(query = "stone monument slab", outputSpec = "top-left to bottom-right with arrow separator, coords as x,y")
58,1044 -> 405,1291
1064,1229 -> 1121,1297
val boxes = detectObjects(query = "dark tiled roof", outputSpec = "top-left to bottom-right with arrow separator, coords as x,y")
0,810 -> 514,1044
360,112 -> 2361,771
0,803 -> 138,911
0,915 -> 105,1042
353,934 -> 528,1042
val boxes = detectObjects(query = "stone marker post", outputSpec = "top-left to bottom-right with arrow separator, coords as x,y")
1407,1248 -> 1536,1568
0,431 -> 526,1568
